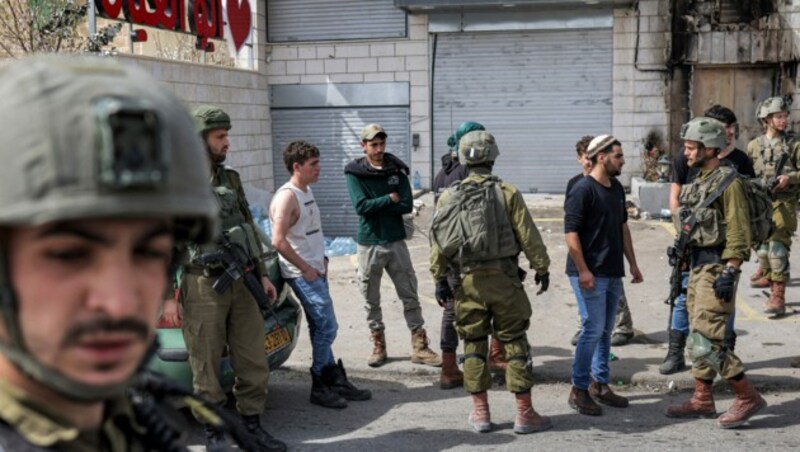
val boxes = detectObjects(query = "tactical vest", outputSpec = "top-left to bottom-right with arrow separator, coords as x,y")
678,167 -> 731,249
753,135 -> 799,199
431,176 -> 520,273
189,166 -> 263,268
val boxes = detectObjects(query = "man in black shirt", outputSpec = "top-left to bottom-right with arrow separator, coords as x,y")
660,105 -> 750,375
564,135 -> 643,416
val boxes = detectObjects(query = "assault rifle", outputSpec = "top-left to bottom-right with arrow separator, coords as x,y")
198,232 -> 282,326
768,151 -> 790,193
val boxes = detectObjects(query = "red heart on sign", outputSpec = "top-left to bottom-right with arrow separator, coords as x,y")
226,0 -> 251,53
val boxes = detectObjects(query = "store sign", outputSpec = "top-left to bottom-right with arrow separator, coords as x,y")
95,0 -> 252,53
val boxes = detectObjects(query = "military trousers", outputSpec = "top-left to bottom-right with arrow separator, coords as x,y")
357,240 -> 425,333
455,268 -> 533,394
756,198 -> 797,282
686,263 -> 745,380
181,273 -> 268,417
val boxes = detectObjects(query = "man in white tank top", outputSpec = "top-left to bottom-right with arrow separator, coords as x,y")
270,140 -> 371,409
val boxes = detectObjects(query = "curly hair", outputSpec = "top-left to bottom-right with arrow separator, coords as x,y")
283,140 -> 320,174
575,135 -> 594,157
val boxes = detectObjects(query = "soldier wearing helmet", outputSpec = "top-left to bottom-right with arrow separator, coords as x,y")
169,105 -> 286,450
746,96 -> 800,318
0,55 -> 218,450
430,131 -> 552,434
666,117 -> 766,428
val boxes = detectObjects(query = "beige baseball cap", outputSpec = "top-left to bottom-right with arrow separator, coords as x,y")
360,123 -> 387,141
586,134 -> 618,158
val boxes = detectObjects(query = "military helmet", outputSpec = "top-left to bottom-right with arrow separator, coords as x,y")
193,105 -> 232,134
449,121 -> 486,155
756,96 -> 790,120
0,55 -> 217,243
0,55 -> 218,402
680,117 -> 727,150
459,130 -> 499,165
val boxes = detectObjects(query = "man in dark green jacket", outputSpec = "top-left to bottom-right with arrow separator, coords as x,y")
345,124 -> 441,369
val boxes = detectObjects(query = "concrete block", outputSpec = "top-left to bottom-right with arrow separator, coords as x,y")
269,75 -> 300,85
405,55 -> 428,71
329,73 -> 365,83
410,70 -> 428,86
396,41 -> 428,56
638,0 -> 659,16
370,43 -> 396,57
409,24 -> 428,40
394,71 -> 410,82
365,73 -> 395,82
324,59 -> 347,73
271,47 -> 297,60
301,74 -> 329,84
613,32 -> 637,49
298,46 -> 317,59
316,46 -> 335,59
336,45 -> 370,58
306,59 -> 324,74
379,56 -> 405,72
286,60 -> 305,75
634,95 -> 667,113
631,177 -> 670,217
348,57 -> 378,73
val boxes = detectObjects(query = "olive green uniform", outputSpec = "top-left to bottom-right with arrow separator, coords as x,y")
0,379 -> 145,451
181,164 -> 269,416
431,171 -> 550,393
680,166 -> 751,380
746,135 -> 800,282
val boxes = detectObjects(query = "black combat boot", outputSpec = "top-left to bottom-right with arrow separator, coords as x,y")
204,424 -> 229,452
659,329 -> 687,375
323,359 -> 372,401
311,368 -> 348,409
241,415 -> 287,452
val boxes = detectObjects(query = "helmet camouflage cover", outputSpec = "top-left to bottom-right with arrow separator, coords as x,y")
680,117 -> 727,150
756,96 -> 790,120
0,54 -> 218,402
193,105 -> 232,134
459,130 -> 500,165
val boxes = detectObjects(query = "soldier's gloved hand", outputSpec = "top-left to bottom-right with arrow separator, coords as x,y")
435,278 -> 453,307
534,271 -> 550,295
713,266 -> 739,302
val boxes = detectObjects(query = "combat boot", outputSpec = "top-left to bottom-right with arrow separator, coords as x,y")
488,337 -> 508,372
411,328 -> 442,367
568,386 -> 602,416
241,415 -> 287,452
368,330 -> 387,367
763,281 -> 786,317
310,369 -> 347,409
659,329 -> 687,375
324,359 -> 372,401
749,268 -> 770,288
439,351 -> 463,389
513,392 -> 552,434
665,378 -> 716,418
468,391 -> 492,433
717,376 -> 766,429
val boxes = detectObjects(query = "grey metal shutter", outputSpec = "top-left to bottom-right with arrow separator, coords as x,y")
268,0 -> 407,42
433,29 -> 612,193
271,107 -> 410,237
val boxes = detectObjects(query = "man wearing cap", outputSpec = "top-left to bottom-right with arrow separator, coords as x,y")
171,105 -> 286,450
430,130 -> 552,434
345,124 -> 441,368
0,55 -> 220,450
564,135 -> 643,416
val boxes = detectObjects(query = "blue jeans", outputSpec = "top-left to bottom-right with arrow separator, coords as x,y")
672,271 -> 735,335
287,276 -> 338,375
570,276 -> 623,390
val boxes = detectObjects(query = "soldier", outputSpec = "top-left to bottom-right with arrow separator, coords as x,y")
564,135 -> 643,416
666,117 -> 766,429
345,124 -> 441,369
175,106 -> 286,450
661,104 -> 754,375
270,140 -> 371,408
0,56 -> 219,449
430,131 -> 552,434
746,96 -> 800,317
432,121 -> 508,389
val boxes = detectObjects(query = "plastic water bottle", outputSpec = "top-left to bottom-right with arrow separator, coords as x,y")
412,170 -> 421,190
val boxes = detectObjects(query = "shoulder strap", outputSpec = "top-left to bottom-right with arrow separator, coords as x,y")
676,169 -> 737,250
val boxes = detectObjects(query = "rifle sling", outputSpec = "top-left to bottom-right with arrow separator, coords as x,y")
675,169 -> 738,254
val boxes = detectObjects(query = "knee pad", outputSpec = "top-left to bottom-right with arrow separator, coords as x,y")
686,332 -> 724,374
503,337 -> 533,372
463,337 -> 489,365
756,244 -> 770,269
768,241 -> 789,275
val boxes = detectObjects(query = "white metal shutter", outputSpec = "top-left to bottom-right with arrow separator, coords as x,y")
268,0 -> 407,42
271,107 -> 410,237
433,29 -> 612,193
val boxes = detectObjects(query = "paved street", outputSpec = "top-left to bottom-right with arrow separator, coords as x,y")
189,193 -> 800,450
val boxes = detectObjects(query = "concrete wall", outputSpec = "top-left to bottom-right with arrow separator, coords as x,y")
265,14 -> 433,187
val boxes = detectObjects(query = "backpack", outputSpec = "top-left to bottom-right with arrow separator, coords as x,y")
430,176 -> 519,266
741,177 -> 774,244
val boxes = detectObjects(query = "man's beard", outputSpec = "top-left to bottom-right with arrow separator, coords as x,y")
605,160 -> 621,177
206,145 -> 226,164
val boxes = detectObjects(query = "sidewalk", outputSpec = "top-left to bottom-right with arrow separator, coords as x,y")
281,193 -> 800,392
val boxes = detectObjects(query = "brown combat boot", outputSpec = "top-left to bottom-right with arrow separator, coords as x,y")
717,376 -> 767,429
439,352 -> 463,390
749,268 -> 770,288
588,381 -> 629,408
763,281 -> 786,318
468,391 -> 492,433
368,330 -> 387,368
568,386 -> 602,416
488,337 -> 508,372
410,328 -> 442,367
665,378 -> 716,418
513,392 -> 552,434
